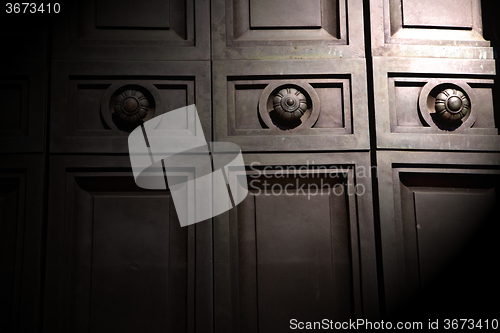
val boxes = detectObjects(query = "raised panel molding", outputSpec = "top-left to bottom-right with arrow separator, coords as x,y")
51,0 -> 210,60
0,155 -> 44,332
401,0 -> 473,29
212,0 -> 365,59
213,59 -> 369,151
96,0 -> 170,29
43,155 -> 212,333
0,61 -> 46,153
231,182 -> 354,331
250,0 -> 321,28
0,80 -> 26,136
50,61 -> 211,153
370,0 -> 494,58
377,151 -> 500,318
373,57 -> 499,151
214,153 -> 379,332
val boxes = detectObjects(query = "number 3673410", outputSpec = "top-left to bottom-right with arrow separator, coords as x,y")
6,3 -> 60,14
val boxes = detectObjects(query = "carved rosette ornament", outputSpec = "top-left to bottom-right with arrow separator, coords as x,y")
101,83 -> 160,132
113,90 -> 150,124
258,82 -> 320,131
434,88 -> 470,123
418,80 -> 477,132
273,88 -> 307,121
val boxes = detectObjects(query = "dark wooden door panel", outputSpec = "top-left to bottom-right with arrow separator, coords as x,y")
369,0 -> 494,58
49,61 -> 211,153
0,177 -> 20,330
377,151 -> 500,317
213,59 -> 369,151
414,188 -> 495,288
214,153 -> 379,332
43,156 -> 212,333
96,0 -> 170,29
89,194 -> 187,333
368,0 -> 500,321
249,0 -> 321,28
373,57 -> 499,151
52,0 -> 210,60
212,0 -> 364,60
0,61 -> 47,153
0,155 -> 44,333
241,185 -> 353,331
402,0 -> 473,28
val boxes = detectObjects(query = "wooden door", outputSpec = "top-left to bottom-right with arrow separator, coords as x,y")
43,1 -> 213,332
370,0 -> 500,319
0,1 -> 499,332
211,0 -> 379,331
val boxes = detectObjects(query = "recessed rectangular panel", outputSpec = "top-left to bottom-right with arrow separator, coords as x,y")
374,58 -> 500,150
388,76 -> 497,134
0,84 -> 23,132
90,195 -> 177,332
224,75 -> 354,147
51,61 -> 211,153
394,83 -> 425,127
371,0 -> 493,71
214,60 -> 368,151
235,85 -> 266,130
402,0 -> 473,28
213,0 -> 360,59
0,178 -> 20,332
76,84 -> 109,131
44,156 -> 212,332
52,0 -> 210,61
96,0 -> 170,28
0,62 -> 46,153
215,154 -> 379,330
313,83 -> 345,128
156,85 -> 189,120
414,189 -> 495,288
68,76 -> 194,135
250,0 -> 321,28
253,190 -> 352,332
469,84 -> 496,129
377,152 -> 500,317
229,79 -> 350,132
0,157 -> 43,332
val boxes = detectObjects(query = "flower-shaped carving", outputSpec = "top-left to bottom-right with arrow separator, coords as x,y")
434,88 -> 470,123
113,90 -> 150,124
272,87 -> 307,121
